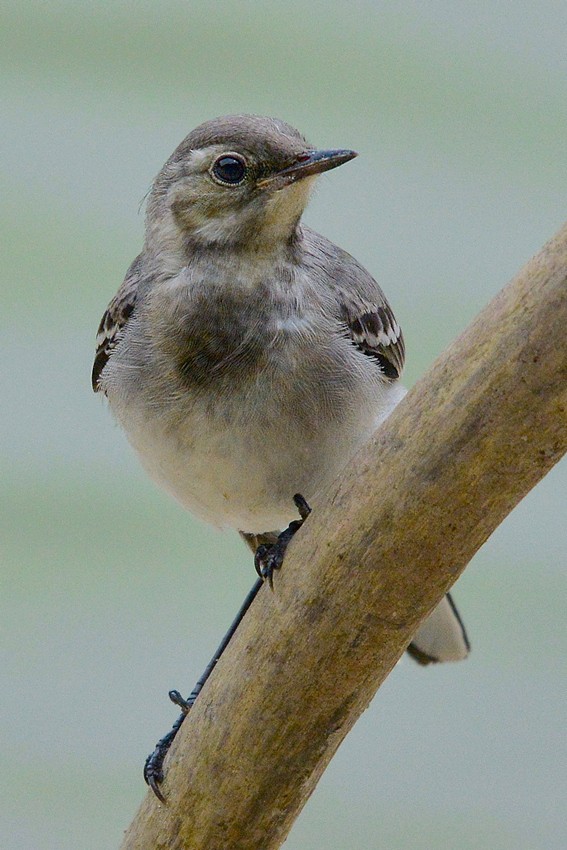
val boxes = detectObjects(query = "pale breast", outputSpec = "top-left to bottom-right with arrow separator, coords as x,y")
103,263 -> 405,532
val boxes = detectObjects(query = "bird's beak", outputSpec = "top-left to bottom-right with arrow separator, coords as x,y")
257,149 -> 358,191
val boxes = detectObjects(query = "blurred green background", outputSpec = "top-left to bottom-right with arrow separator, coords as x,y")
2,1 -> 566,848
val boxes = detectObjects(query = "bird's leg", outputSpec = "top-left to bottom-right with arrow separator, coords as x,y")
254,494 -> 312,588
143,576 -> 263,802
143,494 -> 311,801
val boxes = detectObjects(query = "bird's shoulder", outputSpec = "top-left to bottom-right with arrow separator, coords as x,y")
91,253 -> 144,392
300,227 -> 405,381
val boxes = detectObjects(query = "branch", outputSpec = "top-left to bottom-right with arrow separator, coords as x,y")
120,222 -> 567,850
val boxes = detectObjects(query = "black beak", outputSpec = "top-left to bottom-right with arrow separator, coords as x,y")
257,148 -> 358,190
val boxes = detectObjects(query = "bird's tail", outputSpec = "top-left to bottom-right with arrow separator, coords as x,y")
407,593 -> 470,664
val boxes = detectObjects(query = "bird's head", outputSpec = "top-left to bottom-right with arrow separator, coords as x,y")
145,114 -> 357,252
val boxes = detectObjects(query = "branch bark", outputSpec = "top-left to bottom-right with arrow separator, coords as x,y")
120,222 -> 567,850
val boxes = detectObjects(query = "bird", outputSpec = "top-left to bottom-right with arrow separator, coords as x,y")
92,114 -> 470,798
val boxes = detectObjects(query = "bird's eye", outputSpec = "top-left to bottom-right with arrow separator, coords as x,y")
211,154 -> 247,186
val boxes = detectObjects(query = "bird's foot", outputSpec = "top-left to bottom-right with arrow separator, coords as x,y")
143,690 -> 195,802
254,494 -> 311,588
143,496 -> 312,799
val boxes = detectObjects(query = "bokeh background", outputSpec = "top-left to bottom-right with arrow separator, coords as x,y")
2,2 -> 566,848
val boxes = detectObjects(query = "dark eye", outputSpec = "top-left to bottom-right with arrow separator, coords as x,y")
211,154 -> 247,185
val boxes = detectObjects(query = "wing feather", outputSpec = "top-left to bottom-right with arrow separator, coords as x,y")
346,300 -> 405,380
302,227 -> 405,382
91,254 -> 143,392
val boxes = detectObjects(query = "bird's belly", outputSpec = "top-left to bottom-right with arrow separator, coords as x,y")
134,440 -> 298,532
112,375 -> 405,534
121,404 -> 344,532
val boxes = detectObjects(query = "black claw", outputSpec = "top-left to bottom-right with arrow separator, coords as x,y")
169,689 -> 192,714
147,771 -> 167,804
254,544 -> 270,579
144,746 -> 165,802
144,714 -> 185,802
293,493 -> 312,521
254,544 -> 280,588
254,494 -> 312,587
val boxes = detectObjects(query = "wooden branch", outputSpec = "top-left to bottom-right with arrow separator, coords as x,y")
120,222 -> 567,850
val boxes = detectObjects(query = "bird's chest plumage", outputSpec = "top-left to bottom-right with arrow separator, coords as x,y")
138,266 -> 337,408
164,285 -> 280,393
105,268 -> 399,531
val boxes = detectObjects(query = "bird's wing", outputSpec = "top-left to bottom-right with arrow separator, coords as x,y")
91,254 -> 143,392
343,296 -> 405,381
302,228 -> 405,381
